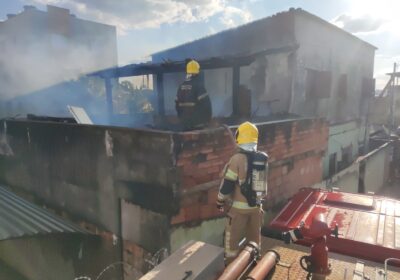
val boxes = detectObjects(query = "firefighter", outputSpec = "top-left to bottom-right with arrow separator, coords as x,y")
216,122 -> 268,263
175,59 -> 212,130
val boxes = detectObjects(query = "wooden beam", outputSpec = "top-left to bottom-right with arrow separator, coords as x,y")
156,73 -> 165,116
232,65 -> 240,116
104,78 -> 113,117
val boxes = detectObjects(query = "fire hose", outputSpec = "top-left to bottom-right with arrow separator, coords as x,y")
217,242 -> 259,280
245,250 -> 280,280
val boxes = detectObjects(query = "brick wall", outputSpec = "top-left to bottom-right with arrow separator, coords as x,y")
0,117 -> 328,276
171,118 -> 328,225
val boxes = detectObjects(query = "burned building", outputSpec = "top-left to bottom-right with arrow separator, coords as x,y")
0,8 -> 377,279
0,5 -> 117,117
0,116 -> 328,278
152,8 -> 376,180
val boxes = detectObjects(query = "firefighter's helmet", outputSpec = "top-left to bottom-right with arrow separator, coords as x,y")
235,122 -> 259,144
186,60 -> 200,74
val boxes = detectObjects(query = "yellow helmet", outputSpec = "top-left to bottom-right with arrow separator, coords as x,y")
186,60 -> 200,74
235,122 -> 259,144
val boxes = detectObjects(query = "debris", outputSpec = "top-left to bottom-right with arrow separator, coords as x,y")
67,105 -> 93,124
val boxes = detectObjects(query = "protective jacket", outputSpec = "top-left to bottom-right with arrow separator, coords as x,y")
176,74 -> 212,130
217,150 -> 268,209
217,148 -> 268,261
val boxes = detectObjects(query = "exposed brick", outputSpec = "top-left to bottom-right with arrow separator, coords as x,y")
200,148 -> 214,154
191,174 -> 213,185
206,166 -> 220,175
182,177 -> 197,188
171,209 -> 186,225
207,153 -> 220,160
183,132 -> 200,141
200,204 -> 214,220
174,118 -> 328,223
269,167 -> 282,180
123,240 -> 151,277
207,188 -> 219,204
179,150 -> 200,159
180,193 -> 202,207
185,205 -> 200,221
198,160 -> 223,169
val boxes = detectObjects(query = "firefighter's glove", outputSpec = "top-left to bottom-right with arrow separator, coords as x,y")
216,199 -> 225,211
282,228 -> 303,244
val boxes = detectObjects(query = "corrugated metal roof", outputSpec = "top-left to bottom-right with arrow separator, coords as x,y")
153,9 -> 376,58
0,185 -> 86,240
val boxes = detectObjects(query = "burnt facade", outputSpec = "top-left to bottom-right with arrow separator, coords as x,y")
152,8 -> 375,123
0,117 -> 327,277
152,8 -> 376,180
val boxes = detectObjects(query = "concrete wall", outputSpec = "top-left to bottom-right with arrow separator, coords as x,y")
152,9 -> 375,124
0,120 -> 179,235
320,142 -> 392,194
292,11 -> 375,123
363,143 -> 392,193
326,162 -> 360,193
0,118 -> 328,275
0,234 -> 121,280
170,218 -> 225,252
0,119 -> 179,276
152,11 -> 296,117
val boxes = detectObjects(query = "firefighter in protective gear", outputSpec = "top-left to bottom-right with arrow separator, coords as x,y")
175,60 -> 212,130
216,122 -> 268,263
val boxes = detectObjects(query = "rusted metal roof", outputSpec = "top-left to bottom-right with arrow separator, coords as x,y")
0,185 -> 86,240
269,188 -> 400,264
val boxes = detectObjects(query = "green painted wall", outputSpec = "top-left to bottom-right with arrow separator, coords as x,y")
323,121 -> 365,178
169,212 -> 277,253
170,218 -> 225,252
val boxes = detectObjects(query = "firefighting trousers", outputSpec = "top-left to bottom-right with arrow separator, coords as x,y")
224,206 -> 263,259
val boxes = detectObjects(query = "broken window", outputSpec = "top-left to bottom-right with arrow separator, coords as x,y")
305,69 -> 331,99
338,145 -> 353,171
328,153 -> 337,178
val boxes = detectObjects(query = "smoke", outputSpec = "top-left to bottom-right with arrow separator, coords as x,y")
0,41 -> 112,100
0,7 -> 119,121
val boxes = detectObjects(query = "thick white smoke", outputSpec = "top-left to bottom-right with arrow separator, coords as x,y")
0,40 -> 112,100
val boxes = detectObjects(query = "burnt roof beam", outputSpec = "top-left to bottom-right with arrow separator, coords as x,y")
88,44 -> 299,79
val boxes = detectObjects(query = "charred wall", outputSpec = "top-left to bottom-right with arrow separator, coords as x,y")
0,118 -> 328,275
171,118 -> 328,226
152,10 -> 297,117
0,118 -> 327,228
0,120 -> 178,235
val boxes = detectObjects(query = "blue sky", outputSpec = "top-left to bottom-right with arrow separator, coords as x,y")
1,0 -> 399,89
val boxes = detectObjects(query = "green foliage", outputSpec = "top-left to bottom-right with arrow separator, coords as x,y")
114,80 -> 154,114
84,78 -> 155,114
